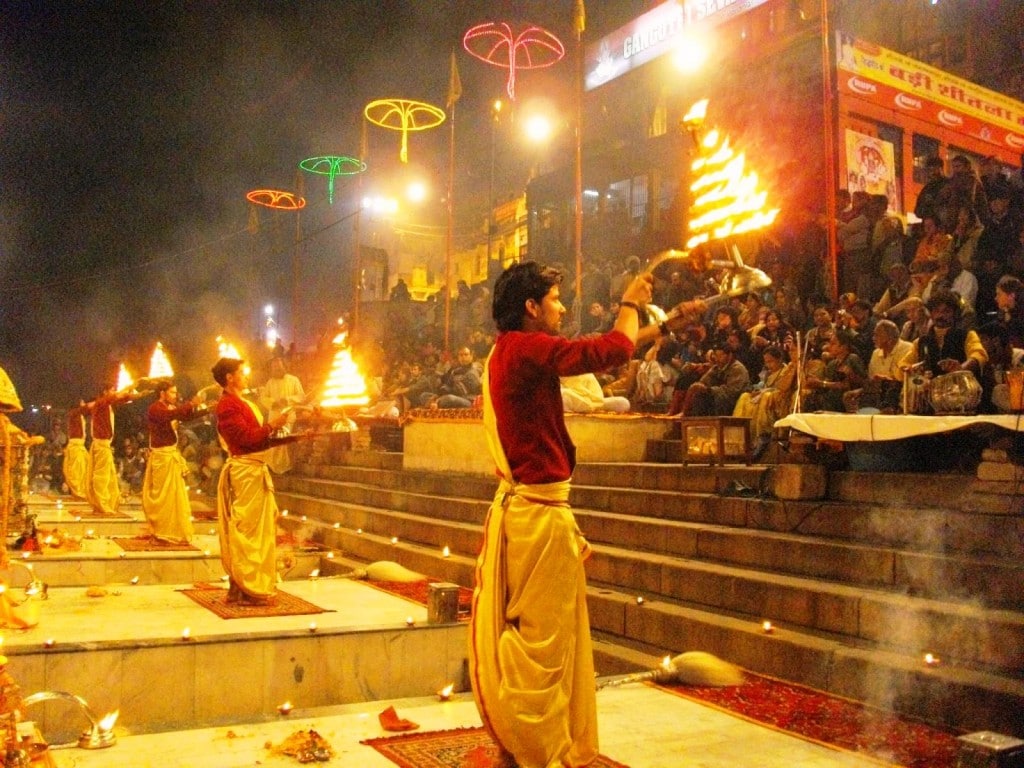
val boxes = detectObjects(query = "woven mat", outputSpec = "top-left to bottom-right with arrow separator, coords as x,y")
362,579 -> 472,621
179,585 -> 333,619
362,726 -> 628,768
660,672 -> 961,768
112,536 -> 200,552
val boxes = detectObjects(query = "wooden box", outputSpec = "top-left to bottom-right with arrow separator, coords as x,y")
680,417 -> 751,466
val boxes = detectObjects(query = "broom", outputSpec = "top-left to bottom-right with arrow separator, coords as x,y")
596,651 -> 744,690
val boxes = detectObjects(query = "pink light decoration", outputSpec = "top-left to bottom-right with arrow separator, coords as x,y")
364,99 -> 446,164
246,189 -> 306,210
463,22 -> 565,100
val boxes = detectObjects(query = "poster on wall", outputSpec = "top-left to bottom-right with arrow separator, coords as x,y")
844,129 -> 900,214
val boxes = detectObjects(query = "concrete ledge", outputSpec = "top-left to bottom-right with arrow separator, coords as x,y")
403,414 -> 675,475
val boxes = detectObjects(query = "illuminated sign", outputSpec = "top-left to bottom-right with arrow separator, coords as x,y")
836,31 -> 1024,153
584,0 -> 767,90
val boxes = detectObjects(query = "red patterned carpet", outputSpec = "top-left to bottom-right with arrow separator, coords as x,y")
113,536 -> 199,552
362,727 -> 628,768
660,673 -> 961,768
363,579 -> 473,621
179,584 -> 333,619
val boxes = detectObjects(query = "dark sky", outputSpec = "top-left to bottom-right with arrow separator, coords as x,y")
1,0 -> 619,407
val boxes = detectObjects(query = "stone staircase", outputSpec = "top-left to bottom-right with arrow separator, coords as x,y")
274,442 -> 1024,739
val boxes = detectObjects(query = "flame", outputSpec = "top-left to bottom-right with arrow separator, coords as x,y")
216,336 -> 242,360
216,336 -> 250,375
684,100 -> 779,250
98,710 -> 119,731
438,683 -> 454,700
148,342 -> 174,379
683,98 -> 709,126
320,341 -> 369,409
116,364 -> 134,391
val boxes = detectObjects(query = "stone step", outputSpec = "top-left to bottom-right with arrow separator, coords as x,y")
5,579 -> 465,737
277,483 -> 1024,608
279,468 -> 1024,560
585,585 -> 1024,739
277,498 -> 1024,677
15,533 -> 322,588
586,546 -> 1024,674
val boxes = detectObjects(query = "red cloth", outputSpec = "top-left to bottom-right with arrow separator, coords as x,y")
488,330 -> 633,484
90,392 -> 132,440
214,391 -> 274,456
147,400 -> 197,448
67,406 -> 87,439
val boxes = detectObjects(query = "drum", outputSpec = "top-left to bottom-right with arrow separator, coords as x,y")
930,370 -> 982,415
903,373 -> 932,415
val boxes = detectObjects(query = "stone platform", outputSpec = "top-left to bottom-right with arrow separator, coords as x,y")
5,576 -> 466,741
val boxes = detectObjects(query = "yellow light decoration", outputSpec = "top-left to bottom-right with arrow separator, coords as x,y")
148,342 -> 175,379
320,344 -> 370,409
116,364 -> 134,391
684,100 -> 780,251
364,98 -> 446,164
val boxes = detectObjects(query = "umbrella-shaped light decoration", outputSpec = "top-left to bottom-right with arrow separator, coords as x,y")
683,99 -> 780,250
297,156 -> 365,204
148,342 -> 175,380
463,22 -> 565,101
245,189 -> 307,210
364,99 -> 446,164
116,364 -> 134,392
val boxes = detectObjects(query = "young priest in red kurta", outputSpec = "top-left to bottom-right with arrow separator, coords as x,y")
211,357 -> 293,605
469,261 -> 654,768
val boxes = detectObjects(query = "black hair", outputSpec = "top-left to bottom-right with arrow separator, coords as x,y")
492,261 -> 562,332
211,357 -> 244,387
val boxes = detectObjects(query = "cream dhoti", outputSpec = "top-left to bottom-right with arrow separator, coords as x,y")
62,437 -> 90,499
141,444 -> 194,543
217,455 -> 278,600
87,438 -> 120,515
469,358 -> 598,768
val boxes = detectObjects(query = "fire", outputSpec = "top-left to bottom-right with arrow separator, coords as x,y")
216,336 -> 242,360
116,364 -> 134,391
98,710 -> 119,731
216,336 -> 250,375
320,341 -> 369,409
684,100 -> 779,250
148,342 -> 174,379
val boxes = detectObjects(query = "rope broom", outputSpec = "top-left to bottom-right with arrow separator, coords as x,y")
597,651 -> 744,690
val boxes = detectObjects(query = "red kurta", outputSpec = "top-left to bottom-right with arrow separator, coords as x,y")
487,329 -> 633,484
147,400 -> 197,448
214,391 -> 275,455
67,407 -> 87,439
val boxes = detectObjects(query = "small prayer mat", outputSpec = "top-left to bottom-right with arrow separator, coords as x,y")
112,536 -> 199,552
361,726 -> 629,768
659,673 -> 961,768
179,586 -> 333,620
362,579 -> 472,621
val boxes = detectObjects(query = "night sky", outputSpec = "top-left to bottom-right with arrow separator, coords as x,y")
1,0 -> 618,409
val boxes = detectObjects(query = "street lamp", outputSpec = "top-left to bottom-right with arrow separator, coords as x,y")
487,99 -> 503,268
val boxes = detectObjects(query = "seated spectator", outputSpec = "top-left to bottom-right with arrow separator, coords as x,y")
801,329 -> 866,412
580,300 -> 614,335
384,361 -> 439,413
671,341 -> 750,418
421,346 -> 481,409
898,291 -> 987,378
995,275 -> 1024,348
874,262 -> 914,324
561,373 -> 631,414
750,309 -> 796,362
976,322 -> 1024,414
846,299 -> 878,362
732,344 -> 797,456
843,320 -> 913,413
911,215 -> 952,266
803,304 -> 836,364
633,333 -> 685,411
900,304 -> 931,344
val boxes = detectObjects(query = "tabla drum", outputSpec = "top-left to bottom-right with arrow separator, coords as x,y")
903,373 -> 931,415
930,369 -> 982,415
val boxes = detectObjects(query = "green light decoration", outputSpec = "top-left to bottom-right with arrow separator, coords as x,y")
245,189 -> 306,210
298,155 -> 366,204
364,99 -> 446,164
